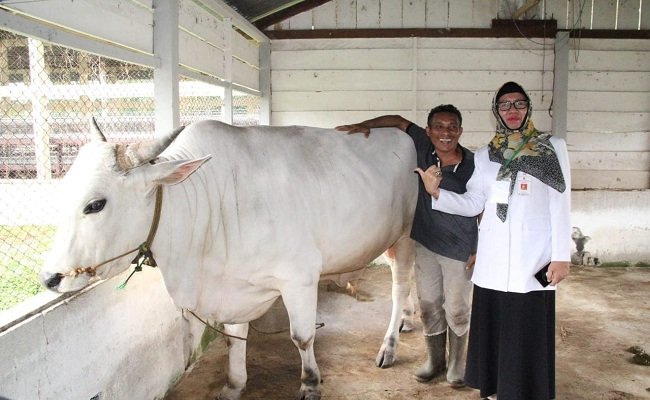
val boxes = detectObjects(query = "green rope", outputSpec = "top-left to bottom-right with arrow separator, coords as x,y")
116,265 -> 142,290
114,187 -> 162,290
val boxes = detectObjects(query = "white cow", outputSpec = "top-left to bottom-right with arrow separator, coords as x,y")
40,119 -> 417,400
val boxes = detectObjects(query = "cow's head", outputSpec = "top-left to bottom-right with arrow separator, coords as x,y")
40,118 -> 209,292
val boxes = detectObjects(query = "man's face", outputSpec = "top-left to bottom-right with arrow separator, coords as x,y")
426,111 -> 462,154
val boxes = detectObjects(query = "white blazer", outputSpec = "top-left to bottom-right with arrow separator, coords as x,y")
432,136 -> 572,293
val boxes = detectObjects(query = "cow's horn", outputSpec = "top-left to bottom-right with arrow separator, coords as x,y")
116,126 -> 185,170
90,116 -> 107,142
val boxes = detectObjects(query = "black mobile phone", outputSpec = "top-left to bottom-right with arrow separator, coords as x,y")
534,262 -> 551,287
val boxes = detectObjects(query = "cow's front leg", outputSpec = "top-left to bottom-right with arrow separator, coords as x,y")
281,285 -> 321,400
217,323 -> 249,400
376,237 -> 415,368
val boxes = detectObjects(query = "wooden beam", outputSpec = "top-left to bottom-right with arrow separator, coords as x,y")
565,29 -> 650,39
264,22 -> 649,40
254,0 -> 333,30
265,20 -> 559,39
490,18 -> 556,36
512,0 -> 541,19
199,0 -> 269,43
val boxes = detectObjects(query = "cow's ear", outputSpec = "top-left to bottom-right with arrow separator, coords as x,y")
149,155 -> 211,186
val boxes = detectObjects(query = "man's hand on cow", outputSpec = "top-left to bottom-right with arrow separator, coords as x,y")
335,124 -> 371,137
547,261 -> 570,286
414,165 -> 442,198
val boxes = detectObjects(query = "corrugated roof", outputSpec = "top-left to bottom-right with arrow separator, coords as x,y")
223,0 -> 332,29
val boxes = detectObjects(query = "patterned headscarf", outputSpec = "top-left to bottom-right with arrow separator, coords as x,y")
488,82 -> 566,221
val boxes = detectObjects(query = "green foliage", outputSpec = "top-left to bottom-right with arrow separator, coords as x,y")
0,225 -> 55,310
597,261 -> 650,268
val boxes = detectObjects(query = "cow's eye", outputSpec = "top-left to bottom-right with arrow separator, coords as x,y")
83,199 -> 107,214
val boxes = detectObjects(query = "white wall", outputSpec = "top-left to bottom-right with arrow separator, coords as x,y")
572,191 -> 650,262
567,39 -> 650,189
0,269 -> 206,400
271,36 -> 555,150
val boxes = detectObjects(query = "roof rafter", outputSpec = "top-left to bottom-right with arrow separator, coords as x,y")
253,0 -> 333,30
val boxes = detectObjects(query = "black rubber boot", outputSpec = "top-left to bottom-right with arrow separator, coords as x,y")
414,332 -> 446,382
447,328 -> 468,388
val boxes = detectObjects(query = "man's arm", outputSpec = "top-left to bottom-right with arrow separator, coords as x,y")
335,115 -> 411,137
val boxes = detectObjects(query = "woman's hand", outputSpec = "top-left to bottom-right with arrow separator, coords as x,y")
547,261 -> 570,286
414,165 -> 442,198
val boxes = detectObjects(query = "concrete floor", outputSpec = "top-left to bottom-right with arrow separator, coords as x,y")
164,265 -> 650,400
164,265 -> 480,400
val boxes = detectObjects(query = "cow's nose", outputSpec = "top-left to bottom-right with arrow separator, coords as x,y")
40,271 -> 63,291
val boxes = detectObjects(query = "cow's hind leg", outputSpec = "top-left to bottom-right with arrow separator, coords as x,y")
384,243 -> 417,332
401,266 -> 417,332
217,323 -> 249,400
281,284 -> 321,400
376,236 -> 416,368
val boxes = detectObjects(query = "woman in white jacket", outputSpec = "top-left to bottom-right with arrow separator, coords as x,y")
416,81 -> 571,400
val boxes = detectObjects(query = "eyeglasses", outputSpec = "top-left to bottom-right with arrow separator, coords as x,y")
496,100 -> 529,111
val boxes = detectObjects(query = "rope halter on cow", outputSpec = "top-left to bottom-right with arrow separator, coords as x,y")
63,186 -> 163,287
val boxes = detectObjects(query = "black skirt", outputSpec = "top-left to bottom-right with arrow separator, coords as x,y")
465,285 -> 556,400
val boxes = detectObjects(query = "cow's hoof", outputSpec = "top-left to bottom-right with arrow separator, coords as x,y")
296,387 -> 321,400
375,336 -> 398,368
375,349 -> 397,368
216,385 -> 243,400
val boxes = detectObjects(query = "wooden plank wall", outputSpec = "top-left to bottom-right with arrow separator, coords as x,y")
1,0 -> 262,91
567,39 -> 650,189
178,0 -> 261,91
273,0 -> 496,29
270,0 -> 649,190
269,0 -> 649,30
2,0 -> 154,54
271,36 -> 555,150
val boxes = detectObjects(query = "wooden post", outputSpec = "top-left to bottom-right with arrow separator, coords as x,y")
27,38 -> 51,180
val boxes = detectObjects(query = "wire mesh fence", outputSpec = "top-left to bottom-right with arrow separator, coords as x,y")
0,29 -> 260,311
